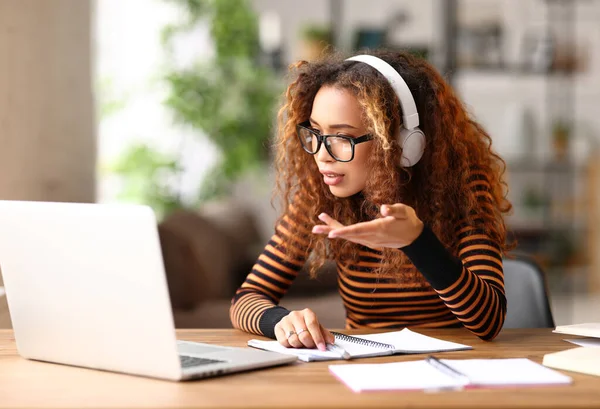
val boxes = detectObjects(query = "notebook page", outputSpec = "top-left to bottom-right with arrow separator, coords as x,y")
443,358 -> 572,386
333,336 -> 393,357
247,338 -> 390,361
329,360 -> 463,392
351,328 -> 472,353
248,339 -> 339,361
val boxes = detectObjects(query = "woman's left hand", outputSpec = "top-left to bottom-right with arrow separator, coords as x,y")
311,204 -> 424,249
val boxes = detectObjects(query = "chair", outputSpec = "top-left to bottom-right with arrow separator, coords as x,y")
503,256 -> 555,328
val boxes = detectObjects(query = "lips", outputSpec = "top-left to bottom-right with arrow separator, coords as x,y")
320,170 -> 345,186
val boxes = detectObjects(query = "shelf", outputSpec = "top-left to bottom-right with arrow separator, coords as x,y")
506,159 -> 586,172
455,67 -> 581,77
508,225 -> 587,234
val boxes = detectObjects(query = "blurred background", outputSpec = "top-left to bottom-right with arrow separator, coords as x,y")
1,0 -> 600,329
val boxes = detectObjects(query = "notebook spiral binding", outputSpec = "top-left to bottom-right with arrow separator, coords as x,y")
331,332 -> 395,350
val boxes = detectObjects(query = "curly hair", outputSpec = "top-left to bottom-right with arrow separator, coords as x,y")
272,50 -> 512,282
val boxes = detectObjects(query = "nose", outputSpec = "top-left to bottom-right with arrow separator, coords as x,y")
315,141 -> 335,163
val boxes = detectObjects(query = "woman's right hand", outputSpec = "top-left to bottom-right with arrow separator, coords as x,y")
274,308 -> 335,351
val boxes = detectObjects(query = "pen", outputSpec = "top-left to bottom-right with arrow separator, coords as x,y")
327,343 -> 351,360
425,355 -> 470,384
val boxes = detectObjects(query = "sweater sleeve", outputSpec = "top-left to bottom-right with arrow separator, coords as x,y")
402,173 -> 506,341
229,197 -> 314,339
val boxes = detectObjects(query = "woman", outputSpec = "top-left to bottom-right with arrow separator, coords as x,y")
230,50 -> 512,350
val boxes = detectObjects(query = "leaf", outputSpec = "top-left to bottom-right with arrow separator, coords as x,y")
158,0 -> 281,205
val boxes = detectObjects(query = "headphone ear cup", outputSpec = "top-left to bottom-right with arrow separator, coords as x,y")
397,128 -> 425,167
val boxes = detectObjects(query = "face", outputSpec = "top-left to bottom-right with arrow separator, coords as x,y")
308,86 -> 373,198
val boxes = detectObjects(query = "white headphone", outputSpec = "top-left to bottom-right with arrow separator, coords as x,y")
346,55 -> 426,167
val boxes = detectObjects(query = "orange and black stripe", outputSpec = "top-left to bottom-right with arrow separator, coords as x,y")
230,174 -> 506,341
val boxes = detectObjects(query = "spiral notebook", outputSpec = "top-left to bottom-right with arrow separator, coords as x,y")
247,328 -> 472,362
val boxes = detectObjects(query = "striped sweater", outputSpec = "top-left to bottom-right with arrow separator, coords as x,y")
230,178 -> 506,341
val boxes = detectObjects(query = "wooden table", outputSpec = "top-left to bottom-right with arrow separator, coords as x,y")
1,328 -> 599,408
0,291 -> 9,329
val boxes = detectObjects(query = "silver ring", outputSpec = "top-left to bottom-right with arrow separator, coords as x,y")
286,330 -> 296,339
296,328 -> 307,336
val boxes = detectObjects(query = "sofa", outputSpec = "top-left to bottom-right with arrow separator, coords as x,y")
159,198 -> 346,329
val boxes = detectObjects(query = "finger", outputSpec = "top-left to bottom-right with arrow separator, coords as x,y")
339,236 -> 384,251
274,324 -> 291,348
350,239 -> 384,251
303,308 -> 327,351
320,324 -> 335,345
330,229 -> 373,239
286,329 -> 304,348
328,218 -> 387,238
284,311 -> 316,349
312,225 -> 334,235
295,327 -> 315,349
317,213 -> 345,228
381,204 -> 409,219
286,312 -> 309,348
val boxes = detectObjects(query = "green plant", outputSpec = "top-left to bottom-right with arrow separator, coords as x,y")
300,25 -> 332,44
551,119 -> 572,160
104,0 -> 280,216
95,76 -> 185,219
97,76 -> 129,119
522,186 -> 546,212
545,229 -> 577,267
106,143 -> 183,220
163,0 -> 281,201
552,120 -> 572,142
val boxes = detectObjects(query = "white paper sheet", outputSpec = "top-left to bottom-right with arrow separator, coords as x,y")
329,358 -> 572,392
565,338 -> 600,348
353,328 -> 472,353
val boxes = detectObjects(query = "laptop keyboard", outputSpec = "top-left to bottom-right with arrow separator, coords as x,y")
179,355 -> 225,368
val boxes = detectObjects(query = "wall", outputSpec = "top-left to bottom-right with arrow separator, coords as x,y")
0,0 -> 96,202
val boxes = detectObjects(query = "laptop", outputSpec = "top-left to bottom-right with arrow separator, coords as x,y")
0,200 -> 296,381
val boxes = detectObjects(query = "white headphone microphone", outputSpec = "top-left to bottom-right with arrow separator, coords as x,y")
346,55 -> 426,167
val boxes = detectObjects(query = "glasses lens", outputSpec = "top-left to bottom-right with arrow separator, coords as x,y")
298,127 -> 319,153
326,137 -> 353,161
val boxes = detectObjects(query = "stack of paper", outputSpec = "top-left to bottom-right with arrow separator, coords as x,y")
553,322 -> 600,339
565,339 -> 600,348
543,347 -> 600,377
329,358 -> 572,392
545,323 -> 600,376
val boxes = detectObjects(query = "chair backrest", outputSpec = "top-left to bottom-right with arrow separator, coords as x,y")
503,256 -> 555,328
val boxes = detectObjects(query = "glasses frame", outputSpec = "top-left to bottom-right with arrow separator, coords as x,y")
296,121 -> 374,163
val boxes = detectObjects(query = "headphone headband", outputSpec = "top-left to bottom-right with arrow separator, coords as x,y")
346,55 -> 419,130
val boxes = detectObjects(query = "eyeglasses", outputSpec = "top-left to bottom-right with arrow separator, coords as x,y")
296,121 -> 373,162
